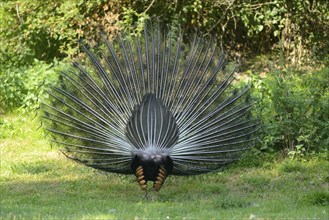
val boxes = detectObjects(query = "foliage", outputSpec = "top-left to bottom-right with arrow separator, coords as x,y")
1,0 -> 328,69
0,60 -> 60,113
0,0 -> 120,68
118,0 -> 329,65
0,66 -> 27,113
251,67 -> 329,154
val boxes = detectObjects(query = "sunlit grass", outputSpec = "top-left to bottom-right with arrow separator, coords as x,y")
1,113 -> 328,219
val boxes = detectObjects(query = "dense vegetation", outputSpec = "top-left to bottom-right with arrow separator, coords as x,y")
1,0 -> 328,155
2,0 -> 329,66
0,1 -> 328,218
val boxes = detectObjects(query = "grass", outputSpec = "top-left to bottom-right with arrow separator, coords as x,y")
1,113 -> 328,219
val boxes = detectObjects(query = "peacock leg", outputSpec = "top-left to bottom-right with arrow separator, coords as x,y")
136,165 -> 147,191
153,165 -> 167,191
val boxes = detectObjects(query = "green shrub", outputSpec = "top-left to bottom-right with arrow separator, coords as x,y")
0,59 -> 61,113
0,66 -> 27,113
1,0 -> 328,71
252,67 -> 329,154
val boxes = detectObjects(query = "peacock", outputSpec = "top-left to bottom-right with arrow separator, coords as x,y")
42,22 -> 260,192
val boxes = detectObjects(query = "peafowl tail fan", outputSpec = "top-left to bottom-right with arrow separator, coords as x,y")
43,22 -> 260,192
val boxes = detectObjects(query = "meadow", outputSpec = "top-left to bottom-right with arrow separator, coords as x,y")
1,113 -> 328,219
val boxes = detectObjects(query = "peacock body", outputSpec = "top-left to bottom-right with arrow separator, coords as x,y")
43,22 -> 259,192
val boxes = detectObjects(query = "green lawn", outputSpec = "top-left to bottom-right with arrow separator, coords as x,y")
1,113 -> 328,219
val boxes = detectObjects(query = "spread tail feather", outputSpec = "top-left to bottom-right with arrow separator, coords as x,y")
43,21 -> 259,177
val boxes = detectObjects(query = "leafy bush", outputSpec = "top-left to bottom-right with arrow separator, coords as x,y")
118,0 -> 329,65
0,0 -> 120,69
0,66 -> 27,113
1,0 -> 328,71
252,67 -> 329,153
0,60 -> 61,113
